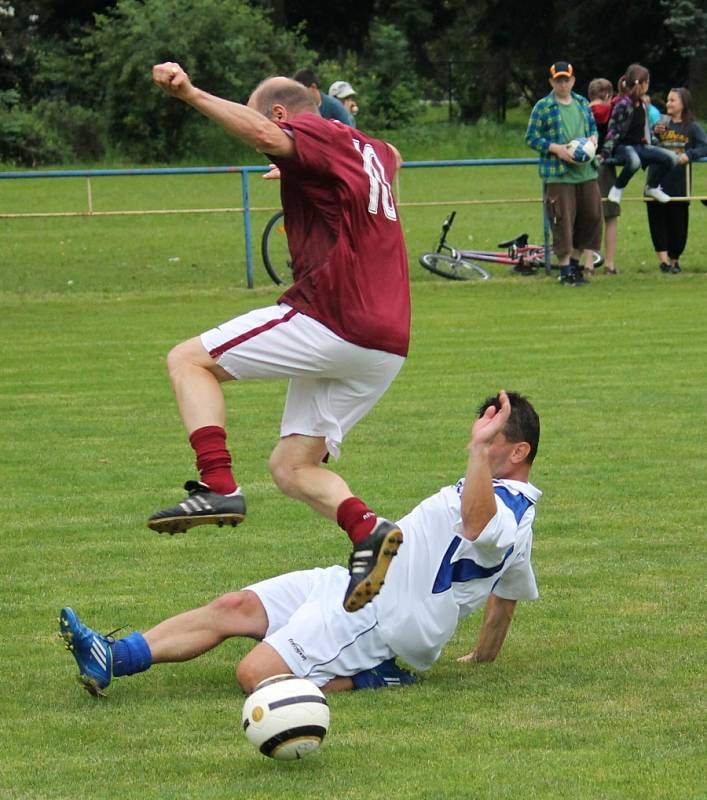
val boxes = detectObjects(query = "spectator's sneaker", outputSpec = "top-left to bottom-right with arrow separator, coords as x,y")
670,261 -> 682,274
607,186 -> 623,204
644,185 -> 671,203
148,481 -> 246,534
559,271 -> 587,286
58,607 -> 113,697
659,262 -> 672,273
343,519 -> 403,612
571,265 -> 588,283
352,658 -> 417,690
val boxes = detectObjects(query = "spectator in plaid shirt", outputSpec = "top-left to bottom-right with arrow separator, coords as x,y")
525,61 -> 602,286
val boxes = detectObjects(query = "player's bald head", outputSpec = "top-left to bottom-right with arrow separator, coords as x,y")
248,77 -> 319,120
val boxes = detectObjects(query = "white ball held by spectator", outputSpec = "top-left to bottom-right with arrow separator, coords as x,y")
567,137 -> 596,163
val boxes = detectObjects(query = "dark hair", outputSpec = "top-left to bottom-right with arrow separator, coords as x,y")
250,77 -> 319,118
478,391 -> 540,464
293,68 -> 318,88
619,64 -> 650,102
669,87 -> 695,125
588,78 -> 613,101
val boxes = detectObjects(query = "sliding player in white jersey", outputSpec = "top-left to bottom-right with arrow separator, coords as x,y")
59,390 -> 541,696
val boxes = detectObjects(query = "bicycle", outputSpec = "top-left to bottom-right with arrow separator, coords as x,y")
261,209 -> 292,285
419,211 -> 603,281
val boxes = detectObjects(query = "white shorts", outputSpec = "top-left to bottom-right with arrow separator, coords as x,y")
245,566 -> 394,687
200,304 -> 404,459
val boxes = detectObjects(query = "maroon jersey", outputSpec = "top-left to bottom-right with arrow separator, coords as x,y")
271,113 -> 410,357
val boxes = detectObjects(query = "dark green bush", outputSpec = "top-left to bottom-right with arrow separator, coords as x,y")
0,90 -> 66,165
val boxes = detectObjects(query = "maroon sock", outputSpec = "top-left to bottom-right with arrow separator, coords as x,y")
189,425 -> 237,495
337,497 -> 377,545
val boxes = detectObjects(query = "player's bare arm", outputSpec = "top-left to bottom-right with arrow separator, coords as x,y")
457,595 -> 517,663
460,390 -> 512,540
152,62 -> 294,157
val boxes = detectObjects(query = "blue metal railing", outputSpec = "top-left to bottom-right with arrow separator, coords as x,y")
0,157 -> 617,285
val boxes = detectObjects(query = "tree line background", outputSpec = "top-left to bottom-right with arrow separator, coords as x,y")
1,0 -> 705,165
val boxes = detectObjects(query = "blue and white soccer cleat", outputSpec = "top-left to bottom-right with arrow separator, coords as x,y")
351,658 -> 417,690
58,607 -> 113,697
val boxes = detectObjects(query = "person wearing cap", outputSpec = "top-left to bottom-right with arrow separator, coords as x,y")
293,68 -> 355,126
329,81 -> 359,127
525,61 -> 602,286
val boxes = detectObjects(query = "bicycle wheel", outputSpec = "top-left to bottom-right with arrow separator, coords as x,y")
588,250 -> 604,268
419,253 -> 491,281
261,210 -> 292,285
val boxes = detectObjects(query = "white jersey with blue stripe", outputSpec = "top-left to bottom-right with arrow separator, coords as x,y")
374,477 -> 541,670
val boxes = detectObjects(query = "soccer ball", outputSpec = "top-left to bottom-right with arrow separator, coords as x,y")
567,137 -> 596,162
242,674 -> 330,761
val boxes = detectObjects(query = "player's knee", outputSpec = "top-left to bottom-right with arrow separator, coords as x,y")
269,447 -> 306,494
207,591 -> 265,638
166,341 -> 191,376
269,439 -> 325,494
207,591 -> 246,615
235,654 -> 260,694
268,451 -> 292,492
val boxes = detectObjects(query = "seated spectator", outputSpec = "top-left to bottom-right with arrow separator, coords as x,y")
600,63 -> 680,206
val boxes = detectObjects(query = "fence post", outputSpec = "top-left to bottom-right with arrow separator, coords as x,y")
240,168 -> 254,288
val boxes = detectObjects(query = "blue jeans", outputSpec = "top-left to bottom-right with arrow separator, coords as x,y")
614,144 -> 680,190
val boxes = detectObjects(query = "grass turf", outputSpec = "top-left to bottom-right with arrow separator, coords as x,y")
1,164 -> 706,799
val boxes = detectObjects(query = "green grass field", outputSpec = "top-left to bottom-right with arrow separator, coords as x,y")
1,163 -> 706,799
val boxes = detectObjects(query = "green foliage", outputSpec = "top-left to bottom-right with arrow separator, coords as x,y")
84,0 -> 314,160
315,20 -> 421,131
0,89 -> 66,165
31,0 -> 314,162
661,0 -> 707,57
355,20 -> 420,129
0,1 -> 42,98
377,0 -> 693,121
0,89 -> 107,165
34,99 -> 107,161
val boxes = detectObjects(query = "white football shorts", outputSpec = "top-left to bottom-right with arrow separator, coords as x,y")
244,565 -> 394,687
200,304 -> 404,459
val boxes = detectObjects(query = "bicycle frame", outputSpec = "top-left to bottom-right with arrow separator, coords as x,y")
433,211 -> 550,274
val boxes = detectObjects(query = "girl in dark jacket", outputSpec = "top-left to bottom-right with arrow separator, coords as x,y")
600,63 -> 680,205
646,88 -> 707,273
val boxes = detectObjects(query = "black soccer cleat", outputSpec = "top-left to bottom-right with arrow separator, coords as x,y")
147,480 -> 246,534
343,519 -> 403,612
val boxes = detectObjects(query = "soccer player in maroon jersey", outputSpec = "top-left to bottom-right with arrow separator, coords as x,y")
149,66 -> 411,612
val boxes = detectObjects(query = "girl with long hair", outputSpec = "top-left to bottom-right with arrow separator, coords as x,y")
646,87 -> 707,273
600,63 -> 680,205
